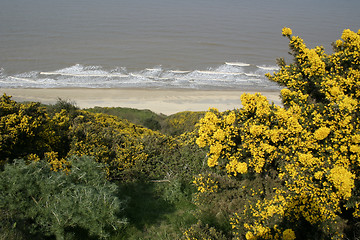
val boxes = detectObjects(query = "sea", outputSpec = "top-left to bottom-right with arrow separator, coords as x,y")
0,0 -> 359,90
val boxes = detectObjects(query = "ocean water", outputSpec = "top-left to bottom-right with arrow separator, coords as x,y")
0,0 -> 359,90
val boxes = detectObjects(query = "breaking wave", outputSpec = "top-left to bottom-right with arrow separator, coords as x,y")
0,62 -> 281,90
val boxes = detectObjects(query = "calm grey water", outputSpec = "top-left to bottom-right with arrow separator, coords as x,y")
0,0 -> 359,89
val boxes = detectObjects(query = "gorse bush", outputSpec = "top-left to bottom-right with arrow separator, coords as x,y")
0,96 -> 80,166
67,110 -> 206,181
196,28 -> 360,239
0,94 -> 58,164
0,94 -> 207,182
0,156 -> 126,240
67,111 -> 153,180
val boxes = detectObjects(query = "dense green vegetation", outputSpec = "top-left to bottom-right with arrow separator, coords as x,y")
1,28 -> 360,239
0,94 -> 208,239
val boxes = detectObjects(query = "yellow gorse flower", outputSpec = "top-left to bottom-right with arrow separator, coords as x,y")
313,127 -> 331,140
328,166 -> 355,199
282,27 -> 292,37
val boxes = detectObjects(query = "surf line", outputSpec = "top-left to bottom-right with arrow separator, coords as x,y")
40,72 -> 128,77
145,69 -> 192,74
10,76 -> 37,82
225,62 -> 251,67
195,70 -> 253,76
168,70 -> 191,74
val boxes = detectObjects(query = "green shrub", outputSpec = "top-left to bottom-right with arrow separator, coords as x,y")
140,131 -> 207,182
0,156 -> 127,240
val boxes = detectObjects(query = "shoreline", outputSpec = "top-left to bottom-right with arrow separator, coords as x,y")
1,88 -> 282,115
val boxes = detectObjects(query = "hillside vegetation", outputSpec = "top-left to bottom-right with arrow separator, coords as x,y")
1,28 -> 360,239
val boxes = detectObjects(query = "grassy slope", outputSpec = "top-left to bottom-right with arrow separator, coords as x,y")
113,182 -> 197,240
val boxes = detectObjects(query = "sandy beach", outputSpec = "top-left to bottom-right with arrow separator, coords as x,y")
1,88 -> 282,115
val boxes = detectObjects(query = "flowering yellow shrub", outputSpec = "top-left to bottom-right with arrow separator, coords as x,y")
0,94 -> 60,164
196,28 -> 360,239
67,111 -> 157,178
196,108 -> 241,174
0,94 -> 169,179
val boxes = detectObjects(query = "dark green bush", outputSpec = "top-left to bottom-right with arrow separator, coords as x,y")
140,132 -> 207,182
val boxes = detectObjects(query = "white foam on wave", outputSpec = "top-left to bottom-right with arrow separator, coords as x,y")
225,62 -> 251,67
196,70 -> 247,75
129,73 -> 159,82
40,72 -> 128,78
145,68 -> 161,71
168,70 -> 191,74
9,76 -> 37,82
1,62 -> 281,89
245,73 -> 261,77
225,62 -> 280,71
52,64 -> 129,77
257,65 -> 280,71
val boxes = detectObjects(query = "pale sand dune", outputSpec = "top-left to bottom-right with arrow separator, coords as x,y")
1,88 -> 282,115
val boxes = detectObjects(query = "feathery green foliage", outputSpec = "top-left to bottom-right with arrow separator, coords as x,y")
0,156 -> 126,240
